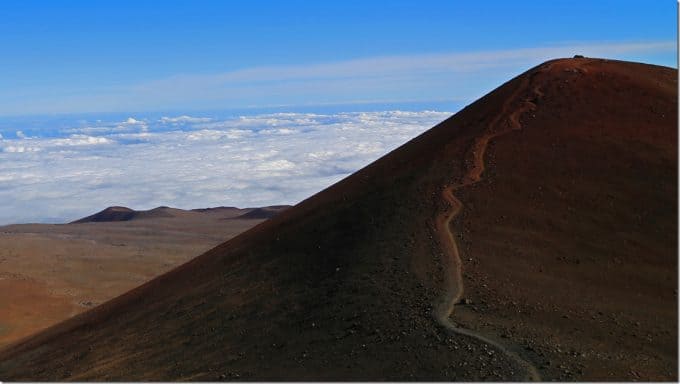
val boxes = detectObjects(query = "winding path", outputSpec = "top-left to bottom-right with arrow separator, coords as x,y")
432,68 -> 548,381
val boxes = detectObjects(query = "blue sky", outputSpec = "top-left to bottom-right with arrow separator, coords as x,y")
0,0 -> 676,116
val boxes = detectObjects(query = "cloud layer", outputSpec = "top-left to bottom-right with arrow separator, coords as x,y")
0,110 -> 451,224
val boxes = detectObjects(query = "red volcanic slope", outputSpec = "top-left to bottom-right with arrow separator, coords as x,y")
0,58 -> 676,381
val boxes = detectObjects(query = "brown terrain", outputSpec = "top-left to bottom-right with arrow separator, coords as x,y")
0,205 -> 289,349
0,57 -> 676,381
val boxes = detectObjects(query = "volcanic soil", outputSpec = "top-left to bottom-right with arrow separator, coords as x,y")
0,58 -> 675,381
0,205 -> 287,349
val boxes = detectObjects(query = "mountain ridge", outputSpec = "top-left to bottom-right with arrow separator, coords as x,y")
71,205 -> 292,224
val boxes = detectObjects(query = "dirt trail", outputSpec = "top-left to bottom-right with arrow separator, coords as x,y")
432,66 -> 551,381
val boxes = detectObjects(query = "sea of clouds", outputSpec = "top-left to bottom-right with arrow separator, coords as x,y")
0,110 -> 451,224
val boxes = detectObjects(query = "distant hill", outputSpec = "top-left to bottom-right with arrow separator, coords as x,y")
190,206 -> 240,213
71,205 -> 291,224
234,206 -> 291,219
70,206 -> 139,223
71,206 -> 180,223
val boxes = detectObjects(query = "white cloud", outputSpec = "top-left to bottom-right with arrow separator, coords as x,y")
0,110 -> 451,224
259,128 -> 298,135
136,41 -> 676,91
64,117 -> 152,135
3,145 -> 39,153
119,117 -> 148,131
253,159 -> 296,172
127,41 -> 676,105
160,115 -> 213,124
16,130 -> 26,139
123,117 -> 144,125
1,135 -> 112,153
51,135 -> 112,146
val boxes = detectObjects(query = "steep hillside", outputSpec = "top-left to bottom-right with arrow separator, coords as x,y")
0,58 -> 676,381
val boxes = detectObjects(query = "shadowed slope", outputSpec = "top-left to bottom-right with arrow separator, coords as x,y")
73,205 -> 294,223
71,206 -> 138,223
71,206 -> 183,223
0,58 -> 676,381
234,206 -> 291,219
